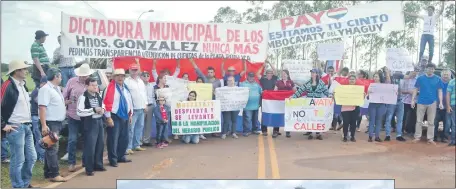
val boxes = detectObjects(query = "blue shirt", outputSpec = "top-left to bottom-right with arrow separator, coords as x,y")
441,80 -> 449,108
223,74 -> 241,86
415,74 -> 443,105
240,81 -> 262,110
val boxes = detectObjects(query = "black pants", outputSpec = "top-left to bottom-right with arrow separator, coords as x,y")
32,64 -> 49,88
356,115 -> 362,129
106,114 -> 129,165
331,115 -> 342,129
261,125 -> 279,133
341,107 -> 359,138
44,121 -> 63,178
83,117 -> 104,173
404,104 -> 416,134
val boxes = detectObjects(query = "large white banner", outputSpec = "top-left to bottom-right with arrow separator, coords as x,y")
171,100 -> 221,135
386,48 -> 414,73
267,1 -> 404,49
368,83 -> 398,105
282,59 -> 313,84
60,13 -> 269,62
284,98 -> 334,132
215,87 -> 249,111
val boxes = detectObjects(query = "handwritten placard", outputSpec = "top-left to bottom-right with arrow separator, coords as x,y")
171,100 -> 221,135
284,98 -> 334,132
166,76 -> 189,101
368,83 -> 398,105
215,87 -> 249,111
317,42 -> 345,61
282,59 -> 313,84
386,48 -> 414,72
188,83 -> 213,101
155,88 -> 173,106
334,85 -> 365,106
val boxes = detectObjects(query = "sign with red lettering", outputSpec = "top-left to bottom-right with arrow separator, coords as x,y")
284,98 -> 334,132
60,13 -> 269,62
171,100 -> 221,135
267,1 -> 404,49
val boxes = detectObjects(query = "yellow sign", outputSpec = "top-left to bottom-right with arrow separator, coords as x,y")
188,83 -> 213,101
334,85 -> 364,106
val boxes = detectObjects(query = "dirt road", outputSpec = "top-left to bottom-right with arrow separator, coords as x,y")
46,127 -> 455,188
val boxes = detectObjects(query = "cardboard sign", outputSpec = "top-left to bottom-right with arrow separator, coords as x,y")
386,48 -> 414,72
334,85 -> 365,106
215,87 -> 249,111
284,98 -> 334,132
368,83 -> 398,105
171,100 -> 221,135
317,42 -> 344,60
282,59 -> 313,84
188,83 -> 213,101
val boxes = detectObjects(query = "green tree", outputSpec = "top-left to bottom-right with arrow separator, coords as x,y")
443,3 -> 455,69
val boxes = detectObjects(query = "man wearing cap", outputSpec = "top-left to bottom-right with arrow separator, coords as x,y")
31,30 -> 51,88
124,64 -> 148,154
53,35 -> 85,87
1,60 -> 37,188
38,67 -> 67,182
30,77 -> 48,163
103,69 -> 133,167
240,72 -> 263,136
61,63 -> 94,171
404,2 -> 444,64
221,59 -> 247,86
259,61 -> 279,136
140,71 -> 156,146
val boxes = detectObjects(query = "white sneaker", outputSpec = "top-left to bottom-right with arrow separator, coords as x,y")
221,134 -> 226,139
60,153 -> 69,161
232,133 -> 239,139
200,135 -> 207,140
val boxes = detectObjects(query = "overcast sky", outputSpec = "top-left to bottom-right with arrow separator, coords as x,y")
117,180 -> 394,189
1,1 -> 453,69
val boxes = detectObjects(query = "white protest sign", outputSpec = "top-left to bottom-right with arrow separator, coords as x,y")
284,98 -> 334,132
155,88 -> 173,106
267,1 -> 404,49
368,83 -> 398,105
317,42 -> 344,60
171,100 -> 222,135
60,13 -> 269,62
328,79 -> 340,94
386,48 -> 414,72
215,87 -> 249,111
282,59 -> 313,83
166,76 -> 189,101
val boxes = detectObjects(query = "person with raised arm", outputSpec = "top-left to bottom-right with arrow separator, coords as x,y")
151,59 -> 181,80
189,58 -> 222,98
221,59 -> 247,86
404,2 -> 444,63
259,61 -> 279,136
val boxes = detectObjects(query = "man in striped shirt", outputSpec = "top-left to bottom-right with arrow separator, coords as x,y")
53,35 -> 77,87
31,30 -> 50,88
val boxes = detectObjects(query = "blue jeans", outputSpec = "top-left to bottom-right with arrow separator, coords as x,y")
1,137 -> 9,160
447,106 -> 456,143
6,123 -> 37,188
156,123 -> 169,144
67,117 -> 82,165
242,110 -> 259,133
107,114 -> 129,165
222,111 -> 239,134
385,101 -> 404,137
31,116 -> 45,161
128,109 -> 145,150
59,67 -> 76,87
182,135 -> 199,144
419,34 -> 434,63
368,103 -> 386,138
434,109 -> 449,140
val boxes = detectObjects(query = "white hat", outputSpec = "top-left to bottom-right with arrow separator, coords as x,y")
7,60 -> 31,75
74,63 -> 94,76
113,69 -> 126,76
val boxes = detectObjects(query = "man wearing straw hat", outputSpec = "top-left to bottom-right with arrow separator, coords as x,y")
61,63 -> 94,172
103,69 -> 133,167
1,60 -> 37,188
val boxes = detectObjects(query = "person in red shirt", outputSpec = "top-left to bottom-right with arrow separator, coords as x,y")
274,70 -> 297,138
153,96 -> 171,149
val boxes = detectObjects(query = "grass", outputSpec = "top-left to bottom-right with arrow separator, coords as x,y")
2,73 -> 36,91
1,138 -> 84,188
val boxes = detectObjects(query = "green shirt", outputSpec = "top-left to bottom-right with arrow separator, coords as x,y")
30,41 -> 50,64
447,79 -> 455,106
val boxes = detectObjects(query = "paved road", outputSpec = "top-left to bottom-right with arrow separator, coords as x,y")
47,126 -> 455,189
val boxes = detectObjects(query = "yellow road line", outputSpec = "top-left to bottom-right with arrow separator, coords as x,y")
267,128 -> 280,179
257,134 -> 266,179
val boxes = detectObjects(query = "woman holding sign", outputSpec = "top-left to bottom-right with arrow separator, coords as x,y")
291,69 -> 329,140
221,76 -> 240,139
181,91 -> 201,144
367,71 -> 388,142
274,70 -> 297,138
338,75 -> 362,142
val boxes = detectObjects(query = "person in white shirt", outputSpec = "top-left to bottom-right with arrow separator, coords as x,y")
124,64 -> 148,155
404,2 -> 444,64
140,71 -> 156,146
1,60 -> 37,188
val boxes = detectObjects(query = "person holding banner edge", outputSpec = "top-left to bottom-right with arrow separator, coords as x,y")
291,69 -> 330,140
259,61 -> 279,137
181,91 -> 201,144
222,59 -> 247,86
